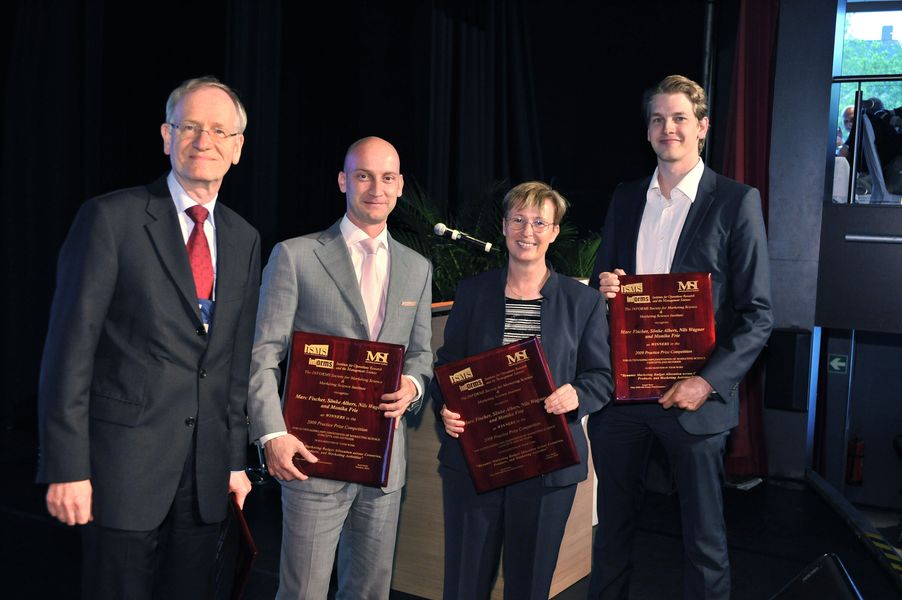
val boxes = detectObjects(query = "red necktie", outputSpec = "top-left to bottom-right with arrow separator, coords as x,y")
185,205 -> 214,300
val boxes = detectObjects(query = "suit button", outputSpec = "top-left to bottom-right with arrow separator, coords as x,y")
196,326 -> 206,336
199,369 -> 207,378
185,417 -> 196,427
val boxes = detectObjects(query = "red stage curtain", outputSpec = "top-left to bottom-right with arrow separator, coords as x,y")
721,0 -> 780,478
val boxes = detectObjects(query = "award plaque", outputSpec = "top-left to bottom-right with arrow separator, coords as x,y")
435,337 -> 579,493
609,272 -> 715,403
282,331 -> 404,487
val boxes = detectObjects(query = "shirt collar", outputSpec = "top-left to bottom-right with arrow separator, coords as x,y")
339,214 -> 389,249
167,171 -> 217,227
647,158 -> 706,202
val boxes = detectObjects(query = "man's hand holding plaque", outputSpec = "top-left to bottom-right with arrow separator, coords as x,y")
603,271 -> 716,404
378,375 -> 418,428
263,434 -> 318,481
659,374 -> 715,411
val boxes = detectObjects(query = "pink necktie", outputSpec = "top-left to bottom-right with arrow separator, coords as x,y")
185,205 -> 214,300
359,237 -> 385,340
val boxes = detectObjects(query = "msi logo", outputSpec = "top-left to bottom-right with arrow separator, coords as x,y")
366,351 -> 389,365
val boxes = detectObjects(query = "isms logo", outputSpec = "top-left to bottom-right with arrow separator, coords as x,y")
304,344 -> 329,356
621,282 -> 644,294
677,280 -> 699,292
449,367 -> 473,384
506,349 -> 529,365
365,351 -> 390,365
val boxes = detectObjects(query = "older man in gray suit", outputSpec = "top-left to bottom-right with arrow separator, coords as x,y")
248,136 -> 433,599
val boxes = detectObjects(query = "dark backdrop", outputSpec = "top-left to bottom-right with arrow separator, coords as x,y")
1,0 -> 723,434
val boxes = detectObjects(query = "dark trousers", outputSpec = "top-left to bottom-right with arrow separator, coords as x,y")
81,439 -> 222,600
587,404 -> 730,600
440,465 -> 577,600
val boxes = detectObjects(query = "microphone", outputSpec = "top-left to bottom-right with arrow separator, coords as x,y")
433,223 -> 494,253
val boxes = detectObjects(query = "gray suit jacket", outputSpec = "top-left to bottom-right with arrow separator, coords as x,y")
248,219 -> 433,493
37,177 -> 261,530
591,166 -> 773,435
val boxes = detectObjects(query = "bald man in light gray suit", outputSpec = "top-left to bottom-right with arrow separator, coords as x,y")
248,137 -> 433,599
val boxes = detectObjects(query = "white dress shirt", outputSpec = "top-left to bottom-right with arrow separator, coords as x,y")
340,215 -> 390,316
636,158 -> 705,274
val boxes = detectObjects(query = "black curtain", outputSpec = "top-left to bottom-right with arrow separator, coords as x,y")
1,0 -> 709,433
224,0 -> 283,247
1,0 -> 228,430
421,0 -> 544,213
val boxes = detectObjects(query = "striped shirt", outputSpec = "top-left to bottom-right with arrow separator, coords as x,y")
503,298 -> 543,345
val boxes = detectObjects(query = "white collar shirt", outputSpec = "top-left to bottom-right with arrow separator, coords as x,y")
340,214 -> 390,312
636,158 -> 705,274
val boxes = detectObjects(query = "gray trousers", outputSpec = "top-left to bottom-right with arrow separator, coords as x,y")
276,480 -> 402,600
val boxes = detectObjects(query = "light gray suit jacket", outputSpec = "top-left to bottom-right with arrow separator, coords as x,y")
248,219 -> 433,493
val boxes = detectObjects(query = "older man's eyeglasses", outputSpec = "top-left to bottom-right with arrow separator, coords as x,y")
505,215 -> 555,232
169,122 -> 240,140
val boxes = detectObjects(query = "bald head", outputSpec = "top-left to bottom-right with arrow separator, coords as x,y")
343,137 -> 401,172
338,137 -> 404,236
842,106 -> 855,132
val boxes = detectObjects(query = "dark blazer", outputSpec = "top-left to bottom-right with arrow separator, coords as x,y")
434,266 -> 612,487
591,166 -> 773,435
37,177 -> 261,531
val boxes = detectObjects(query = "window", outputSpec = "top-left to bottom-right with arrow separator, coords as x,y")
833,2 -> 902,204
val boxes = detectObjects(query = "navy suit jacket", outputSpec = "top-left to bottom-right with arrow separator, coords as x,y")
37,176 -> 261,530
434,266 -> 613,487
591,166 -> 773,435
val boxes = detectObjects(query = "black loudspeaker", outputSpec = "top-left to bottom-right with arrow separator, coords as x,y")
769,553 -> 862,599
764,329 -> 812,411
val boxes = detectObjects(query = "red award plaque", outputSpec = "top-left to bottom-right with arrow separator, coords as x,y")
435,337 -> 579,493
609,272 -> 716,403
282,331 -> 404,487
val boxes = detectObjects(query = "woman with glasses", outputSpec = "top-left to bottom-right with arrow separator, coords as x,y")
433,181 -> 613,599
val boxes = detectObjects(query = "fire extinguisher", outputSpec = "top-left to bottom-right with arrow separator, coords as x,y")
846,433 -> 864,486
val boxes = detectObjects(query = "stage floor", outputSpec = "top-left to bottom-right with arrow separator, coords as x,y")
5,429 -> 900,599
